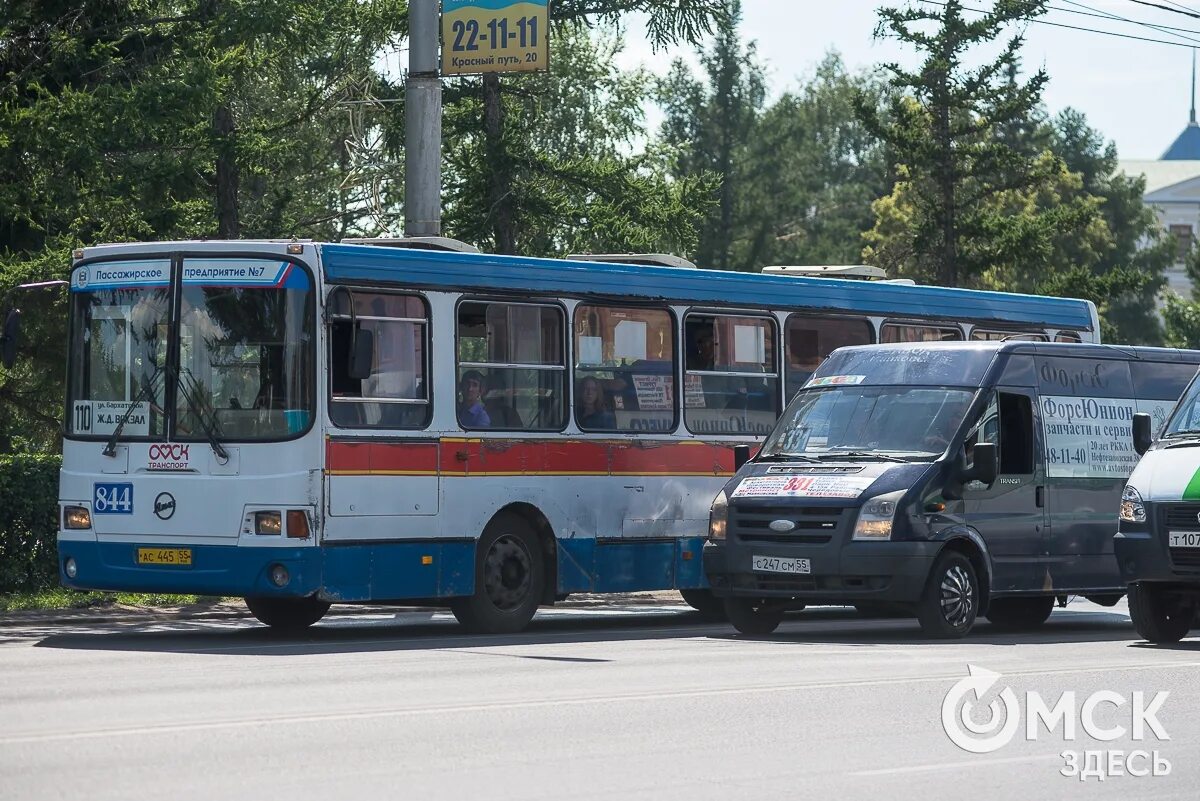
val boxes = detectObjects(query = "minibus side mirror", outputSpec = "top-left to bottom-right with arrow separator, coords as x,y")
348,326 -> 374,381
962,442 -> 998,486
1,308 -> 19,369
1132,412 -> 1153,456
733,444 -> 752,471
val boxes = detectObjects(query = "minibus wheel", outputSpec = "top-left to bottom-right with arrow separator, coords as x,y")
916,551 -> 979,638
452,512 -> 544,634
244,596 -> 331,631
1128,583 -> 1194,644
723,597 -> 784,636
984,596 -> 1054,631
680,589 -> 727,621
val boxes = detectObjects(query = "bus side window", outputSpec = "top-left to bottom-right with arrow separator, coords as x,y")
784,315 -> 874,399
329,291 -> 430,429
458,300 -> 566,431
573,304 -> 675,433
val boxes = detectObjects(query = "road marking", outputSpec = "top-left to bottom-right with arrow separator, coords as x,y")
3,659 -> 1198,745
851,753 -> 1065,776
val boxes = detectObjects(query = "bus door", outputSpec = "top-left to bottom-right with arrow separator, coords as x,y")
962,388 -> 1047,592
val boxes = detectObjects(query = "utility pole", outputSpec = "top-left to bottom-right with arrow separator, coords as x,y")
404,0 -> 442,236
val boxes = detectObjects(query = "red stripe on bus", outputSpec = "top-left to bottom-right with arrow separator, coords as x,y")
328,438 -> 738,476
327,440 -> 439,474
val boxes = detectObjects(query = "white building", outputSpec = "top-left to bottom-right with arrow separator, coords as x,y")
1118,74 -> 1200,297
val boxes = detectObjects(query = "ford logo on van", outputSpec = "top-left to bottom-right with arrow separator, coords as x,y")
769,519 -> 796,533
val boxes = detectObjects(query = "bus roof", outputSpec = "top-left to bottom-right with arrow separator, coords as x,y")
319,243 -> 1095,330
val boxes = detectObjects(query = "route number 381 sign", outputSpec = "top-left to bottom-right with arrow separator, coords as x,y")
441,0 -> 550,75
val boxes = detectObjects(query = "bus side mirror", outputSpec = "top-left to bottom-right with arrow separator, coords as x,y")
1,308 -> 19,369
733,444 -> 752,471
348,327 -> 374,381
1133,412 -> 1153,456
962,442 -> 998,486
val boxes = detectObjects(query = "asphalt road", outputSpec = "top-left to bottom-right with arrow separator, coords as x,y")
1,600 -> 1198,801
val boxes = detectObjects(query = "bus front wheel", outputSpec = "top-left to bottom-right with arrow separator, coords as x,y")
452,513 -> 544,634
244,595 -> 330,631
1128,583 -> 1195,644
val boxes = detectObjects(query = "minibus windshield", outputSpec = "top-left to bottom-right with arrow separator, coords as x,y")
760,385 -> 976,459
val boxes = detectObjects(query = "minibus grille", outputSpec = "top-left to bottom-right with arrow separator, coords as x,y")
1168,548 -> 1200,573
731,504 -> 845,545
1162,504 -> 1200,531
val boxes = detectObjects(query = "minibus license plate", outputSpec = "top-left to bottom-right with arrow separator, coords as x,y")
752,555 -> 811,574
1169,532 -> 1200,548
137,548 -> 192,566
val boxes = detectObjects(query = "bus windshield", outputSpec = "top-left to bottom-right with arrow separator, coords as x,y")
760,385 -> 976,459
67,257 -> 314,441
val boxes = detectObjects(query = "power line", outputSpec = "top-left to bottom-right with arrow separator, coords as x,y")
1125,0 -> 1200,19
1161,1 -> 1200,17
919,0 -> 1200,48
1057,0 -> 1200,45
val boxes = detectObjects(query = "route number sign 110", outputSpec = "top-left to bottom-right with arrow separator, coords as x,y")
441,0 -> 550,75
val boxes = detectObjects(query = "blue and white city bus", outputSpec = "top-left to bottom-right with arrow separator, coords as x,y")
54,239 -> 1099,632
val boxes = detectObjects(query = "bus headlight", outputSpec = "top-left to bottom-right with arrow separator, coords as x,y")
1120,485 -> 1146,523
63,506 -> 92,530
255,511 -> 283,535
853,490 -> 905,540
709,490 -> 729,541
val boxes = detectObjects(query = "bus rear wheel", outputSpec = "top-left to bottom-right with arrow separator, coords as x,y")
985,596 -> 1055,631
452,513 -> 544,634
680,589 -> 726,621
1128,583 -> 1195,644
724,597 -> 784,636
244,595 -> 330,631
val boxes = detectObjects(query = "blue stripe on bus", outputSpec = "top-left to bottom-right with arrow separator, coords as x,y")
58,541 -> 324,597
59,537 -> 709,601
557,537 -> 709,593
319,244 -> 1095,331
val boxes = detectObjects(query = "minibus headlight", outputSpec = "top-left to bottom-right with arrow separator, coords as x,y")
63,505 -> 92,530
1120,485 -> 1146,523
709,490 -> 729,541
255,511 -> 283,535
853,490 -> 905,540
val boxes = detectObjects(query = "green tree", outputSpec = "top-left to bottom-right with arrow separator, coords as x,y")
657,0 -> 764,270
441,22 -> 715,256
0,0 -> 404,451
740,53 -> 891,267
860,0 -> 1058,287
438,0 -> 728,256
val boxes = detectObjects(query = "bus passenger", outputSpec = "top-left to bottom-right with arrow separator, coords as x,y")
458,370 -> 491,428
577,376 -> 615,429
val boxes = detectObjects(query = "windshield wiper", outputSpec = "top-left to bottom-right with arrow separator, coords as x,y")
176,368 -> 229,460
1164,430 -> 1200,439
103,365 -> 164,457
1165,439 -> 1200,449
819,451 -> 909,463
756,453 -> 821,463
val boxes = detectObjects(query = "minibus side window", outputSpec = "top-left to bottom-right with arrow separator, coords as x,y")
997,393 -> 1034,474
965,392 -> 1033,476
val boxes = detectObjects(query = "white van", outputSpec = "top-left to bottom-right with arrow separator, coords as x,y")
1117,370 -> 1200,643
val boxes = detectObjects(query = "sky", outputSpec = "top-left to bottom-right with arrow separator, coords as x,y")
613,0 -> 1198,161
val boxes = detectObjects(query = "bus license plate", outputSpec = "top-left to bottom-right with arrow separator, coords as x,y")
136,548 -> 192,566
752,555 -> 811,574
1169,532 -> 1200,548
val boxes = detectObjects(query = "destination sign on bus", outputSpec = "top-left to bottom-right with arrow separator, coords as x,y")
441,0 -> 549,75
